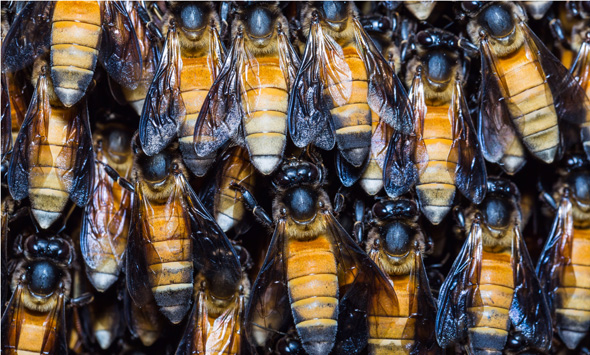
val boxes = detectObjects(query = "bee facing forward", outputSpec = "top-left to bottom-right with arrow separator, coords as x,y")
462,1 -> 590,173
2,1 -> 142,107
537,154 -> 590,350
233,154 -> 397,355
194,2 -> 300,175
436,178 -> 552,353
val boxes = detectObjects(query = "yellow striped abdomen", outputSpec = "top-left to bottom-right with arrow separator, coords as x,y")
416,104 -> 457,225
141,191 -> 193,324
326,46 -> 372,167
50,1 -> 101,107
467,250 -> 514,354
28,106 -> 77,229
5,308 -> 57,355
286,235 -> 338,355
497,44 -> 559,163
359,112 -> 392,195
368,275 -> 414,354
215,146 -> 255,233
242,57 -> 288,175
179,56 -> 216,176
554,227 -> 590,349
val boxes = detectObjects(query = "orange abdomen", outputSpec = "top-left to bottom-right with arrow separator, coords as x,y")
359,112 -> 392,195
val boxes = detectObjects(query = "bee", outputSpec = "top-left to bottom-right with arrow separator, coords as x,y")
232,154 -> 397,355
214,146 -> 256,234
106,142 -> 243,325
124,288 -> 164,347
288,2 -> 412,172
139,1 -> 225,177
1,234 -> 74,355
537,154 -> 590,350
436,178 -> 552,353
462,1 -> 590,173
194,2 -> 300,175
387,29 -> 486,225
80,120 -> 134,292
364,197 -> 440,354
1,1 -> 142,108
7,64 -> 94,230
569,8 -> 590,121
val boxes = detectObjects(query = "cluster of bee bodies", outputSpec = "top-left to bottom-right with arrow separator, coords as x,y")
0,1 -> 590,354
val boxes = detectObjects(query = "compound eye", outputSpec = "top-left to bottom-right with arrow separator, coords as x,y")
25,236 -> 46,256
462,1 -> 481,13
417,31 -> 433,46
372,202 -> 389,220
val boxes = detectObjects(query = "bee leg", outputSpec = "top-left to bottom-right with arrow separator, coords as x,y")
69,292 -> 94,308
537,180 -> 557,211
547,10 -> 571,51
100,162 -> 135,193
352,199 -> 365,245
333,186 -> 350,215
230,181 -> 273,228
453,206 -> 466,231
148,2 -> 164,22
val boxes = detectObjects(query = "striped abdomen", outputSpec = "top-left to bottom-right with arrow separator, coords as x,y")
554,227 -> 590,349
141,190 -> 193,324
179,56 -> 215,176
497,44 -> 559,163
368,275 -> 414,354
214,146 -> 256,232
241,57 -> 288,175
50,1 -> 101,107
359,112 -> 392,195
416,103 -> 457,225
467,250 -> 514,354
28,106 -> 77,229
84,159 -> 132,291
326,46 -> 372,167
286,235 -> 338,355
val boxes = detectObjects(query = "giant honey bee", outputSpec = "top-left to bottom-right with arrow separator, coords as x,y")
436,178 -> 552,353
194,2 -> 300,176
232,154 -> 398,355
1,234 -> 75,354
80,120 -> 134,292
1,1 -> 142,108
106,142 -> 242,325
288,1 -> 412,173
461,1 -> 590,173
537,154 -> 590,350
7,64 -> 94,230
387,29 -> 486,225
139,2 -> 225,177
364,197 -> 440,354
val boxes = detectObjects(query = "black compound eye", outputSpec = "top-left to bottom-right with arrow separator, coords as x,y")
26,261 -> 61,296
180,4 -> 204,30
246,7 -> 273,38
372,201 -> 390,220
47,240 -> 62,257
417,31 -> 433,46
462,1 -> 481,13
568,171 -> 590,202
276,336 -> 303,354
321,1 -> 348,22
142,152 -> 171,181
479,3 -> 514,38
25,236 -> 47,256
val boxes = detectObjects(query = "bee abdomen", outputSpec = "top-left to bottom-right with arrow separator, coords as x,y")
360,159 -> 383,195
9,307 -> 57,354
498,48 -> 559,163
287,237 -> 339,355
51,1 -> 102,107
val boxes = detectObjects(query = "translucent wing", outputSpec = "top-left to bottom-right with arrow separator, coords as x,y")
1,2 -> 52,73
435,217 -> 483,348
570,38 -> 590,156
450,79 -> 487,204
1,282 -> 26,352
509,227 -> 552,351
277,27 -> 301,91
139,25 -> 184,156
7,71 -> 51,201
67,99 -> 95,207
336,151 -> 369,187
100,1 -> 143,89
40,289 -> 67,355
1,73 -> 11,159
352,18 -> 412,131
244,221 -> 291,352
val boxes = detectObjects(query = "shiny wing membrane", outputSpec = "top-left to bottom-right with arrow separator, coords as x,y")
336,151 -> 369,187
277,27 -> 301,91
1,73 -> 11,159
67,99 -> 95,207
435,217 -> 483,348
139,25 -> 185,156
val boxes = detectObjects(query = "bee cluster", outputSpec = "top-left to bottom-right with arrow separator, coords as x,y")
1,1 -> 590,355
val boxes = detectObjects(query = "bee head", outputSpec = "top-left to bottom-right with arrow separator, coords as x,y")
563,155 -> 590,204
274,160 -> 323,224
22,235 -> 72,297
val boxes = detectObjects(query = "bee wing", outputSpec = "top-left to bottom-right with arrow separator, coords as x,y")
383,130 -> 419,198
477,36 -> 520,165
139,25 -> 185,156
406,250 -> 441,354
179,173 -> 242,288
277,28 -> 301,91
7,71 -> 51,201
336,151 -> 369,187
435,218 -> 483,348
450,80 -> 487,205
244,221 -> 291,351
323,212 -> 400,354
125,186 -> 155,309
68,99 -> 95,207
352,18 -> 412,131
194,33 -> 245,159
99,1 -> 143,90
1,2 -> 52,73
175,290 -> 208,355
40,289 -> 68,355
509,226 -> 552,351
372,114 -> 394,171
1,73 -> 11,159
287,18 -> 351,150
1,282 -> 25,349
571,39 -> 590,97
536,195 -> 574,312
123,286 -> 162,343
